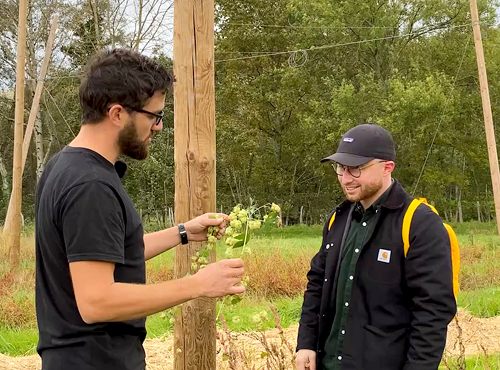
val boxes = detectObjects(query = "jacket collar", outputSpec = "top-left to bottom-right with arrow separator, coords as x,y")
336,179 -> 407,213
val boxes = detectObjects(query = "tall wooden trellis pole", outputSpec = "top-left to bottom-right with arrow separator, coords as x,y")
173,0 -> 217,369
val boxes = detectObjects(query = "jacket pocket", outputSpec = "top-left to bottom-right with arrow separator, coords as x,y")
365,243 -> 403,285
362,324 -> 408,370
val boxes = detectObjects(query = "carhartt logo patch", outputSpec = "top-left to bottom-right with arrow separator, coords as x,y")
377,249 -> 391,263
343,137 -> 354,142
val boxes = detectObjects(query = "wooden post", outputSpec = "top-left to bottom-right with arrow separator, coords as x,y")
2,16 -> 58,239
469,0 -> 500,236
5,0 -> 28,269
173,0 -> 216,369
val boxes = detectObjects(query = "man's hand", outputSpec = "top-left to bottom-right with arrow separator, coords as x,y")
296,349 -> 316,370
192,258 -> 245,298
184,213 -> 229,242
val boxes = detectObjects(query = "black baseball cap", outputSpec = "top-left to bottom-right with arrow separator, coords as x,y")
321,123 -> 396,166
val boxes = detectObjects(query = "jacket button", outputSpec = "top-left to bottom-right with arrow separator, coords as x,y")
362,222 -> 367,226
355,249 -> 359,253
324,278 -> 328,282
349,276 -> 353,280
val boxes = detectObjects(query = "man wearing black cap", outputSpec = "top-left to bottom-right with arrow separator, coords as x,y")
296,123 -> 456,370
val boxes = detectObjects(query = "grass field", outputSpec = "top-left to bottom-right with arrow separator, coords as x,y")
0,222 -> 499,368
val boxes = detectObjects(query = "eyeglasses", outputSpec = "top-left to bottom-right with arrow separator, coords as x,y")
333,160 -> 387,178
125,106 -> 164,126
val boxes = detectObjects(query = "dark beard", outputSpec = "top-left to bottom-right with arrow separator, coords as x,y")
118,120 -> 149,160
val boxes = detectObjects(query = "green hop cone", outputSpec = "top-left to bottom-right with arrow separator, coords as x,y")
249,220 -> 261,230
259,310 -> 269,321
207,225 -> 219,236
249,313 -> 262,324
271,203 -> 281,213
232,205 -> 241,214
238,210 -> 248,223
230,219 -> 242,231
229,212 -> 238,221
225,247 -> 234,258
207,235 -> 217,244
225,226 -> 234,236
191,262 -> 198,272
232,316 -> 241,324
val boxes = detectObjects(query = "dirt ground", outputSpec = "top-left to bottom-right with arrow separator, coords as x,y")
1,308 -> 499,370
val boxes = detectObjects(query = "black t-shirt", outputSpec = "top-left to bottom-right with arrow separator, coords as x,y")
35,146 -> 146,370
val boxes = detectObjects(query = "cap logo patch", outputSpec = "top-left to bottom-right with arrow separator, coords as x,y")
343,137 -> 354,143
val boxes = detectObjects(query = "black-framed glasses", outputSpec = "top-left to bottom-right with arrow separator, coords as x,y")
333,160 -> 387,178
125,106 -> 164,126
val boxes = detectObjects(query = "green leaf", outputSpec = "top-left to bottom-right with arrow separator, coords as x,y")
233,233 -> 250,249
264,212 -> 278,226
199,249 -> 210,258
229,295 -> 242,305
261,352 -> 269,359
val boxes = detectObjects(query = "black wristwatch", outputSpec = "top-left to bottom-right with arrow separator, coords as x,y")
178,223 -> 188,245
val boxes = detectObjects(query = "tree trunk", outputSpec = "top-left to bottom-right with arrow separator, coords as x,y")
477,201 -> 482,222
35,111 -> 44,180
456,185 -> 463,223
0,155 -> 9,209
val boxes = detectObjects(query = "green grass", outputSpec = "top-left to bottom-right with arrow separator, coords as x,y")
0,327 -> 38,356
458,286 -> 500,317
440,352 -> 500,369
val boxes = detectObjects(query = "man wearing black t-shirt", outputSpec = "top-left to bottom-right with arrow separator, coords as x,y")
35,48 -> 245,370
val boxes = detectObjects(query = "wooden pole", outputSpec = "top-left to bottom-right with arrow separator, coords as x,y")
2,16 -> 58,239
469,0 -> 500,236
6,0 -> 28,269
173,0 -> 216,369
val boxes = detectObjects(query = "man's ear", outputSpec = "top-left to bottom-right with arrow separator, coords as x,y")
384,161 -> 395,175
108,104 -> 127,128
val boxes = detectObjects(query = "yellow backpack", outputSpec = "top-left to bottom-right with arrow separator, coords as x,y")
403,198 -> 460,300
327,198 -> 460,299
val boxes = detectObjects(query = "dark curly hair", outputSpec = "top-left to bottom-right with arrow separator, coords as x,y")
79,48 -> 173,124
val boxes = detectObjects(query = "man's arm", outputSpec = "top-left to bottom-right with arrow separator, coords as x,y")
59,181 -> 241,324
403,206 -> 457,370
70,258 -> 244,324
144,213 -> 228,260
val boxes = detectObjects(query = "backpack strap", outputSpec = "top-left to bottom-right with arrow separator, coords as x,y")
328,212 -> 336,231
402,199 -> 421,257
444,222 -> 461,299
